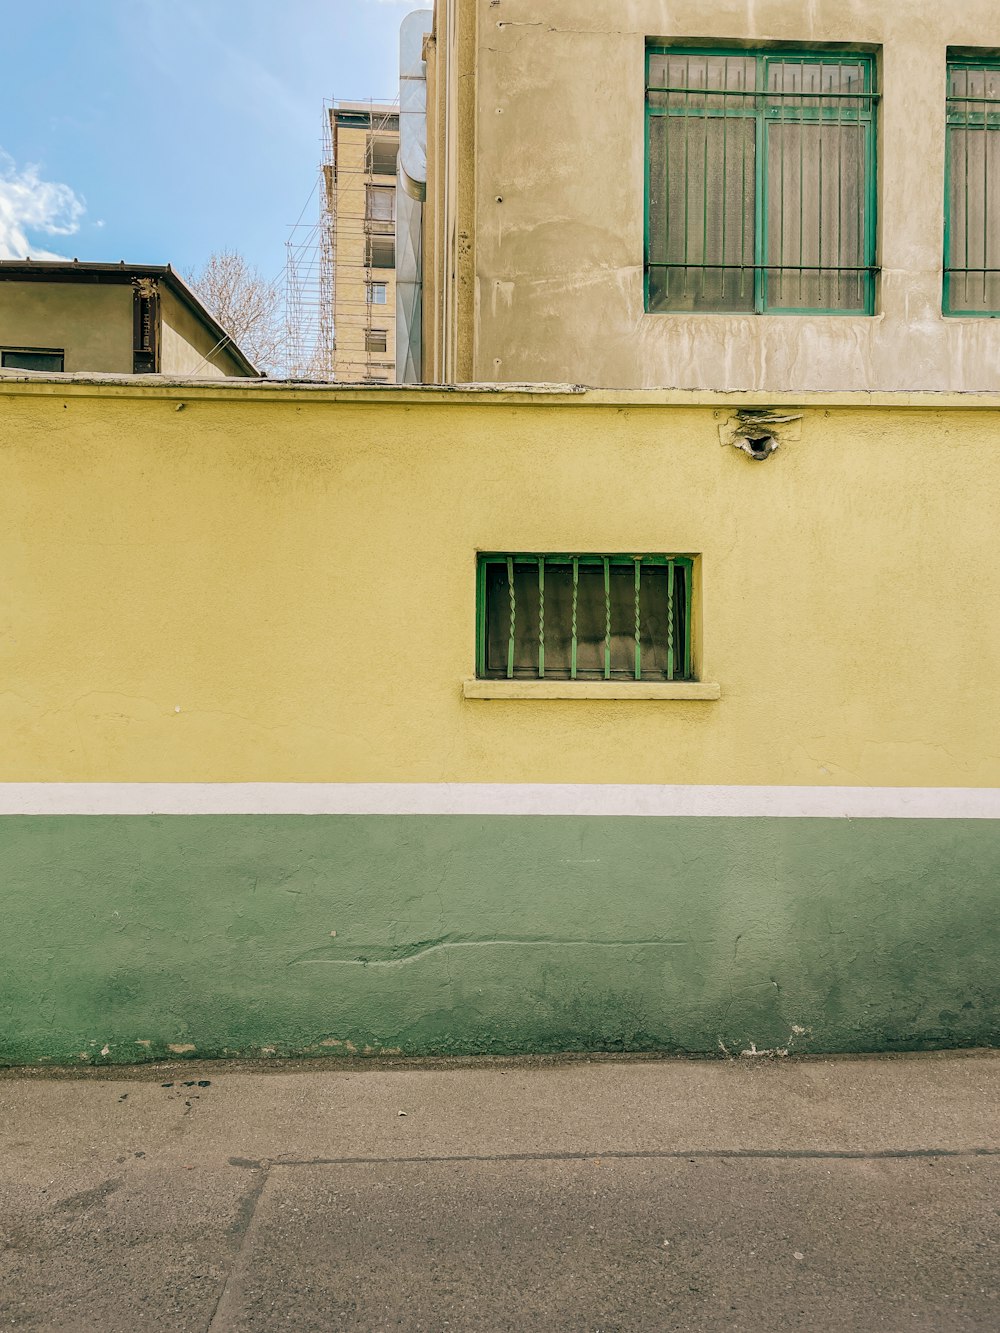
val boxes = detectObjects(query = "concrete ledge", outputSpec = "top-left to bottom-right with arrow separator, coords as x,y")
462,679 -> 722,701
7,373 -> 1000,411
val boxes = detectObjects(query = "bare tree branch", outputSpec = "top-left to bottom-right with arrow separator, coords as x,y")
187,250 -> 285,376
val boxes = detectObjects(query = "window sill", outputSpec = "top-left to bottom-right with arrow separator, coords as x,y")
642,309 -> 876,320
463,679 -> 721,701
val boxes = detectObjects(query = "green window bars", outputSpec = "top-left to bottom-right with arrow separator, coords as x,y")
645,49 -> 878,315
477,555 -> 694,683
945,59 -> 1000,316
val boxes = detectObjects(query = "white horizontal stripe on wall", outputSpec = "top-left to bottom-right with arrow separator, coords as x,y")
0,784 -> 999,819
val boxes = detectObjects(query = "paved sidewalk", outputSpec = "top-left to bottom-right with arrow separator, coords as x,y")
1,1052 -> 998,1331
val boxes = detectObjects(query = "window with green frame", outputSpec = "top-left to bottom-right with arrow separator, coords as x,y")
477,554 -> 693,682
645,48 -> 878,315
945,58 -> 1000,316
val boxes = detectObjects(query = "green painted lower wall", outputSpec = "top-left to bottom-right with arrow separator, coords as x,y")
2,815 -> 997,1065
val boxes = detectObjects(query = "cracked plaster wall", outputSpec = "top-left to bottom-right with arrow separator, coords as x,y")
430,0 -> 1000,390
1,382 -> 999,1061
3,813 -> 997,1063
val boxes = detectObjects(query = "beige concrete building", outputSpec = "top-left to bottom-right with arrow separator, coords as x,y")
327,102 -> 400,382
0,261 -> 257,378
423,0 -> 1000,391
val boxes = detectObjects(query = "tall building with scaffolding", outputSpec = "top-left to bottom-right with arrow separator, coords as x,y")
284,100 -> 401,381
323,101 -> 399,382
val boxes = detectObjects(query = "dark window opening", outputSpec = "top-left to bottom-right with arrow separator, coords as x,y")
366,235 -> 395,269
2,348 -> 65,372
368,133 -> 398,176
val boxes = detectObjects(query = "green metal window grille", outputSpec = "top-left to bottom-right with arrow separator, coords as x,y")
945,59 -> 1000,316
645,49 -> 878,315
476,554 -> 694,682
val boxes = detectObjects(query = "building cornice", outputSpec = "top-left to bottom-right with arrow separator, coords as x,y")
4,374 -> 1000,410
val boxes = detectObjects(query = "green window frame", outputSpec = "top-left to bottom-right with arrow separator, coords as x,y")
645,47 -> 878,315
944,57 -> 1000,316
476,554 -> 694,683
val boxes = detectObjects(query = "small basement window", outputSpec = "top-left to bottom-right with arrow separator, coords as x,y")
477,554 -> 694,681
2,348 -> 65,372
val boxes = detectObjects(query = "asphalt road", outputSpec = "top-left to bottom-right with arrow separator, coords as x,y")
1,1052 -> 998,1331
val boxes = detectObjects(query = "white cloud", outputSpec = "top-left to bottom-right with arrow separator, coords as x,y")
0,151 -> 85,260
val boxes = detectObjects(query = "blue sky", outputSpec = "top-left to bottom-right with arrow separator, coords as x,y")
0,0 -> 424,284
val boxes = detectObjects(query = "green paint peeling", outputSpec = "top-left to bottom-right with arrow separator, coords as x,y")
1,814 -> 997,1066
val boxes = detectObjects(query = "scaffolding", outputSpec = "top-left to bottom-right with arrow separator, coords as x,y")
284,200 -> 326,379
284,98 -> 399,382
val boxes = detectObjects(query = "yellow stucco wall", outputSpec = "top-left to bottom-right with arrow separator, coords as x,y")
2,380 -> 999,787
427,0 -> 1000,393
